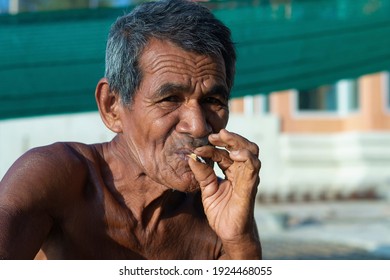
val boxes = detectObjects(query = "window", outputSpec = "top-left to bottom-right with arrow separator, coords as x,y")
295,79 -> 359,116
298,84 -> 337,112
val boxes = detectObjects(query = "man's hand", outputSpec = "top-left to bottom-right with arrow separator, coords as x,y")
188,129 -> 262,259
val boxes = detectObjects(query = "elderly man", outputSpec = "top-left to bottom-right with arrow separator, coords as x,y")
0,0 -> 261,259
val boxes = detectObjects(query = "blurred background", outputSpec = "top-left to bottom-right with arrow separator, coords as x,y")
1,0 -> 390,259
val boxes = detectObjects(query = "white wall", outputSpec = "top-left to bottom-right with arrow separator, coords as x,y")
0,112 -> 115,178
279,132 -> 390,200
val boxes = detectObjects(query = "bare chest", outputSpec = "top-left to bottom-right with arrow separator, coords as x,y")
38,191 -> 220,259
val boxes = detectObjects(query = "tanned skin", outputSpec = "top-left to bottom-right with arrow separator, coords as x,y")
0,39 -> 261,260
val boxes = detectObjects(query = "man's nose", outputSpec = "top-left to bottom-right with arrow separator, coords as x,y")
176,102 -> 212,138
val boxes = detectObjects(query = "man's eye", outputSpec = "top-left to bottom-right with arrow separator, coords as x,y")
160,96 -> 180,103
204,97 -> 226,107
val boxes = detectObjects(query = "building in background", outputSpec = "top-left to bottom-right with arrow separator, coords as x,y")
230,71 -> 390,202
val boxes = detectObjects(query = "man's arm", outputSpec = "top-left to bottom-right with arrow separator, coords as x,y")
0,202 -> 53,259
0,143 -> 83,259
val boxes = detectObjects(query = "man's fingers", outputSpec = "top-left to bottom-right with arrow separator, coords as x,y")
194,146 -> 232,173
190,130 -> 261,200
209,129 -> 259,157
229,149 -> 261,172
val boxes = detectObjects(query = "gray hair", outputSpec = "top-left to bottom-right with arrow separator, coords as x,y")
105,0 -> 236,105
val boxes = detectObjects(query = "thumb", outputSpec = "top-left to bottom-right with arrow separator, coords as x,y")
188,155 -> 219,197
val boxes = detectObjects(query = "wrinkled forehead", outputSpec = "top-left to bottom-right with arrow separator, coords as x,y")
139,38 -> 227,82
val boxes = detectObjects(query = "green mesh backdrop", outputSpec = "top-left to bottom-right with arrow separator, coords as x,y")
1,0 -> 389,119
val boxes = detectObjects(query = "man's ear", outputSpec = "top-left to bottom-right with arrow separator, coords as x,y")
95,78 -> 123,133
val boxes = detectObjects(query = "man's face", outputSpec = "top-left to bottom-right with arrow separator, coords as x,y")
119,38 -> 229,192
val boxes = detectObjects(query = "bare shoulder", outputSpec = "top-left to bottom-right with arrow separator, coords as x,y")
1,142 -> 89,183
0,142 -> 96,210
0,142 -> 100,259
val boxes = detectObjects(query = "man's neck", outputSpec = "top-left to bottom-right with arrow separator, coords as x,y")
96,137 -> 189,223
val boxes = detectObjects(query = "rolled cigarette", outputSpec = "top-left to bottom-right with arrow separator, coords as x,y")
188,153 -> 206,164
